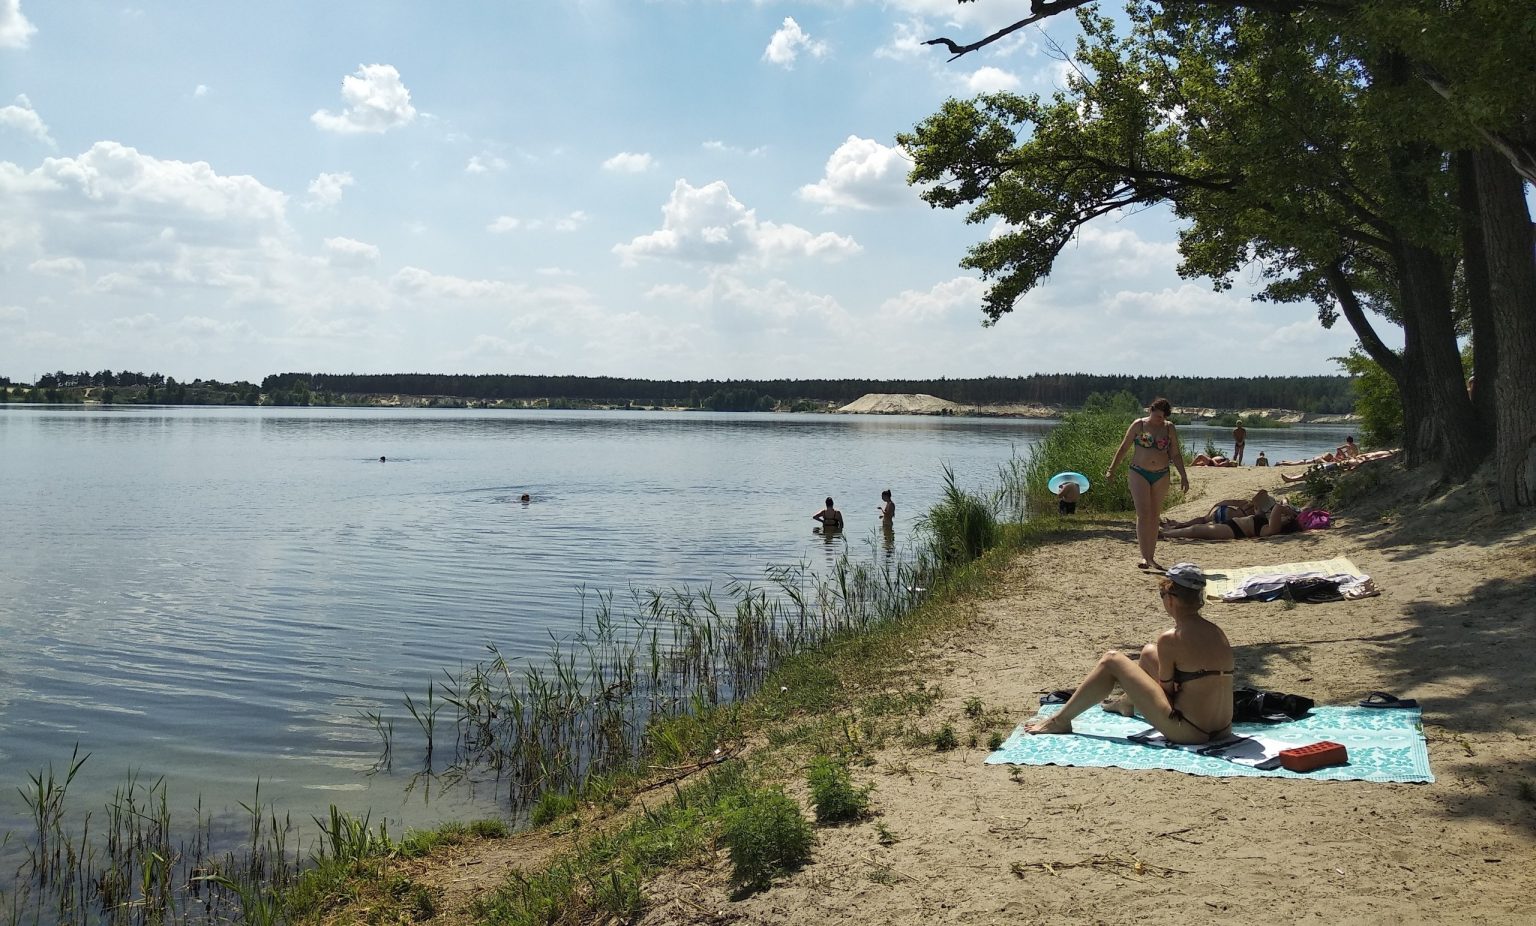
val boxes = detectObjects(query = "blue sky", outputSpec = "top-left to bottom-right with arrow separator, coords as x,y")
0,1 -> 1370,384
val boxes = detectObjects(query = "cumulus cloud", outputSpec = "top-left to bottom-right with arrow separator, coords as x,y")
466,153 -> 508,174
875,20 -> 929,60
646,274 -> 848,330
1072,224 -> 1179,275
763,17 -> 827,68
193,84 -> 209,98
879,276 -> 988,321
305,171 -> 354,210
797,136 -> 914,211
554,211 -> 587,232
29,255 -> 83,275
324,236 -> 379,266
0,304 -> 28,324
0,0 -> 36,49
602,151 -> 654,173
615,179 -> 861,267
702,140 -> 767,157
0,94 -> 54,147
965,66 -> 1021,93
311,64 -> 417,134
389,266 -> 597,316
487,215 -> 525,233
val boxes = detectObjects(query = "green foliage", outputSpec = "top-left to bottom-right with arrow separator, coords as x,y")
1010,395 -> 1140,516
806,757 -> 871,824
987,731 -> 1005,751
918,467 -> 999,566
933,724 -> 958,752
1337,349 -> 1403,447
529,791 -> 579,827
1081,390 -> 1142,415
720,787 -> 814,890
962,697 -> 984,719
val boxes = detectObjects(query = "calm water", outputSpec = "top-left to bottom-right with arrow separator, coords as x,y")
0,406 -> 1347,833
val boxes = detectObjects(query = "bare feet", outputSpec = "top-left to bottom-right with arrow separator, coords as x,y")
1024,714 -> 1074,735
1101,696 -> 1136,718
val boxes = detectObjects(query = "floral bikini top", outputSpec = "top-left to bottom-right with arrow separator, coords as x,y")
1134,430 -> 1172,451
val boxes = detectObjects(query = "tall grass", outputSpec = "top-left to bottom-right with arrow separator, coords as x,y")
917,466 -> 998,566
1007,406 -> 1139,516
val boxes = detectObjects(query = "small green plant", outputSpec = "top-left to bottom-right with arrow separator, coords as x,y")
720,787 -> 813,890
530,791 -> 579,827
987,731 -> 1005,751
963,697 -> 984,719
874,822 -> 898,845
1518,780 -> 1536,803
934,725 -> 958,751
806,757 -> 871,824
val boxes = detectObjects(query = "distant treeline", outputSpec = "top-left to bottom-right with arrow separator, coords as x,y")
260,372 -> 1353,413
2,369 -> 1354,413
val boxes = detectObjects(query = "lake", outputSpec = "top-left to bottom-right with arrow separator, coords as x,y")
0,406 -> 1348,833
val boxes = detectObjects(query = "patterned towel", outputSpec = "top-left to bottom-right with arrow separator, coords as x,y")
986,705 -> 1432,782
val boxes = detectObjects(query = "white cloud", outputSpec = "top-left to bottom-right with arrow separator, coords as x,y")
615,178 -> 861,267
389,266 -> 598,316
875,20 -> 930,60
647,274 -> 849,330
0,0 -> 36,49
797,136 -> 914,211
311,64 -> 417,134
28,256 -> 83,275
305,171 -> 354,210
0,304 -> 27,324
702,140 -> 767,157
465,153 -> 508,174
0,94 -> 54,147
193,84 -> 209,98
601,151 -> 654,173
965,66 -> 1021,93
763,17 -> 827,68
487,215 -> 524,233
323,236 -> 379,265
880,276 -> 987,321
554,211 -> 587,232
1072,224 -> 1179,275
111,312 -> 159,330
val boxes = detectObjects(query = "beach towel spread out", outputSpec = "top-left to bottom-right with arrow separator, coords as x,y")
987,705 -> 1432,782
1201,556 -> 1378,601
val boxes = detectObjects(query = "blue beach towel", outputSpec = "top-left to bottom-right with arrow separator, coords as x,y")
987,705 -> 1432,783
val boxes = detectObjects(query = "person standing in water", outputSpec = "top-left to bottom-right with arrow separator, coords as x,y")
813,497 -> 844,531
877,489 -> 895,524
1106,397 -> 1189,572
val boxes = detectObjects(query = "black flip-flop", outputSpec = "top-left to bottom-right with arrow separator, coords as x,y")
1039,689 -> 1075,705
1358,691 -> 1419,709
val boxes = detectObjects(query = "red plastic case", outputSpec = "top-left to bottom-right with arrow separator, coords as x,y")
1279,741 -> 1349,772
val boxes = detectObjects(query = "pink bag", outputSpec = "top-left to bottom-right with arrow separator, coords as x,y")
1297,508 -> 1332,530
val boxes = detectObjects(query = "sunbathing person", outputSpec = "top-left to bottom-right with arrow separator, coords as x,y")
1279,448 -> 1399,482
1274,451 -> 1337,466
1160,503 -> 1300,540
1160,489 -> 1276,529
1025,564 -> 1233,745
1191,452 -> 1238,467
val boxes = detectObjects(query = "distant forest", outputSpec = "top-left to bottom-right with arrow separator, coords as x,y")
1,370 -> 1354,413
259,372 -> 1352,412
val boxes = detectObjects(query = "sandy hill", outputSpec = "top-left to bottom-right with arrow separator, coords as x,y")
838,393 -> 966,414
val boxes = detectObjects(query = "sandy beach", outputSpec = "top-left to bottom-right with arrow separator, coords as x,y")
630,464 -> 1536,925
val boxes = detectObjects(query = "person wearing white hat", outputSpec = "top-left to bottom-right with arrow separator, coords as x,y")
1026,563 -> 1234,744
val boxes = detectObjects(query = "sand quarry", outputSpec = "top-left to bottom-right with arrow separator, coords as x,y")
632,464 -> 1536,925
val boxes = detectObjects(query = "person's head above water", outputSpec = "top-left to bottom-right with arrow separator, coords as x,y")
825,497 -> 835,508
881,490 -> 891,501
379,456 -> 386,462
520,493 -> 531,502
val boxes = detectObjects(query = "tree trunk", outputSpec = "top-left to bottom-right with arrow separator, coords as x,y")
1473,148 -> 1536,508
1453,152 -> 1497,436
1394,242 -> 1485,478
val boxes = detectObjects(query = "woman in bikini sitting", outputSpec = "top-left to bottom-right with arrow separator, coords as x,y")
1026,564 -> 1233,745
1106,397 -> 1189,571
1159,502 -> 1300,541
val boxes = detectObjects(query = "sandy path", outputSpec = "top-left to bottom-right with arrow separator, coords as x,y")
644,466 -> 1536,925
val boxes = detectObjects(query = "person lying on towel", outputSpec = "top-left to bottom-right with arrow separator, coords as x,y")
1026,564 -> 1234,745
1160,489 -> 1276,530
1158,503 -> 1300,540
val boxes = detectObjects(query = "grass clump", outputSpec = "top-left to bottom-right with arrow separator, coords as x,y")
806,757 -> 871,824
1004,390 -> 1145,518
720,787 -> 814,891
919,466 -> 999,566
529,791 -> 580,827
933,724 -> 959,752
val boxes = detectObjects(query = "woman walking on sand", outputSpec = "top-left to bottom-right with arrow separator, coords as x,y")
1106,397 -> 1188,571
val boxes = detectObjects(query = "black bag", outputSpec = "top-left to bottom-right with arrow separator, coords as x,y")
1232,687 -> 1314,724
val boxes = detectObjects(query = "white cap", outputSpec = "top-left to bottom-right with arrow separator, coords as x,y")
1165,562 -> 1207,591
